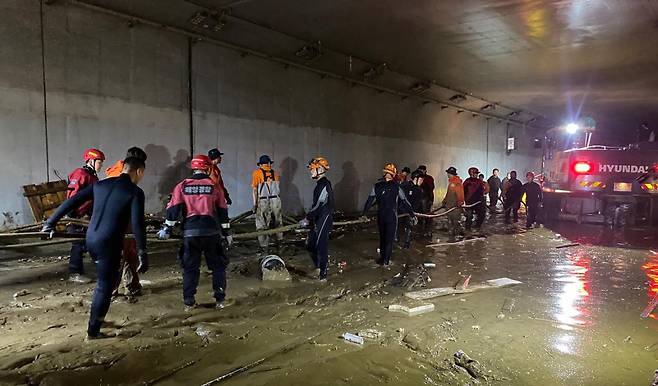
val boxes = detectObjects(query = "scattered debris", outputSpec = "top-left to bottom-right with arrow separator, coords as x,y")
402,333 -> 421,351
471,325 -> 480,331
497,313 -> 505,319
502,298 -> 516,313
423,262 -> 436,268
454,275 -> 471,290
358,329 -> 384,339
623,336 -> 632,343
12,289 -> 30,299
388,303 -> 435,316
556,243 -> 580,249
641,294 -> 658,318
342,332 -> 364,345
454,350 -> 487,379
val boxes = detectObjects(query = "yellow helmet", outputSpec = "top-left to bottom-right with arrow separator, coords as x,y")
383,163 -> 397,176
308,157 -> 330,171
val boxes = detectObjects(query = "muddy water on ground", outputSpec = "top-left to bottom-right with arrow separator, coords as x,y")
1,219 -> 657,385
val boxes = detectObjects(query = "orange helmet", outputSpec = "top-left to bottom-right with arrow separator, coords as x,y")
191,154 -> 211,170
308,157 -> 330,171
83,148 -> 105,162
383,163 -> 397,176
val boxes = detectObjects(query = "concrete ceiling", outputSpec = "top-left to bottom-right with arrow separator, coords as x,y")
75,0 -> 658,142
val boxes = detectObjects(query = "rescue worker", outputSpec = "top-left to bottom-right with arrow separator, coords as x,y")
299,157 -> 334,281
415,165 -> 435,232
362,163 -> 416,266
65,148 -> 105,283
487,169 -> 502,209
503,170 -> 523,223
208,148 -> 232,206
105,147 -> 147,298
252,155 -> 283,252
397,167 -> 411,183
522,171 -> 542,228
399,170 -> 425,248
157,155 -> 231,309
441,167 -> 464,240
463,167 -> 487,231
42,156 -> 148,339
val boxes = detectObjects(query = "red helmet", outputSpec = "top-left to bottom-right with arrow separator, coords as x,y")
83,148 -> 105,162
191,154 -> 211,170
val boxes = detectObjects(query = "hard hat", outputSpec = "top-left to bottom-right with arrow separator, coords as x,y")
383,163 -> 397,176
208,148 -> 224,160
191,154 -> 211,170
258,155 -> 273,165
83,148 -> 105,162
308,157 -> 330,171
468,167 -> 479,175
445,166 -> 458,175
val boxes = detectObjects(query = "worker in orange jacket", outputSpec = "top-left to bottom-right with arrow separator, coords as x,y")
442,166 -> 464,240
208,148 -> 232,206
105,147 -> 147,298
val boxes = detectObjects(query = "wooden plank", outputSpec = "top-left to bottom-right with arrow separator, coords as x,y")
405,278 -> 523,300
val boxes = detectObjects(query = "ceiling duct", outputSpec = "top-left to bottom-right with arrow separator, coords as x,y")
409,82 -> 431,94
363,63 -> 387,81
449,94 -> 467,103
295,41 -> 322,61
189,10 -> 227,32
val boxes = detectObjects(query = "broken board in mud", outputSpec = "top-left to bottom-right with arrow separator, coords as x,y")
404,277 -> 522,300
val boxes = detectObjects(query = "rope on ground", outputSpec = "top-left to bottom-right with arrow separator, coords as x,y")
416,201 -> 482,218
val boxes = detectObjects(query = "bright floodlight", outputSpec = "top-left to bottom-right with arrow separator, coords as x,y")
565,122 -> 580,134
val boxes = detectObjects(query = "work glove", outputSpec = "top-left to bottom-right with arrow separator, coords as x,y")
224,235 -> 233,248
156,225 -> 171,240
41,223 -> 55,239
298,218 -> 310,228
411,216 -> 419,226
137,249 -> 149,274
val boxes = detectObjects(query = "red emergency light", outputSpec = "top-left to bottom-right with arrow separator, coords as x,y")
573,161 -> 592,174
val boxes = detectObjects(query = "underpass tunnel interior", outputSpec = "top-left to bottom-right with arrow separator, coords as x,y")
3,2 -> 658,385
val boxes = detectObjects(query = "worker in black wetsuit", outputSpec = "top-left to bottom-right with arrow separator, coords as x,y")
42,157 -> 147,339
362,163 -> 416,266
299,157 -> 334,281
398,170 -> 425,248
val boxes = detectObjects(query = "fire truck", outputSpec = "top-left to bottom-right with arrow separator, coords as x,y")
542,129 -> 658,226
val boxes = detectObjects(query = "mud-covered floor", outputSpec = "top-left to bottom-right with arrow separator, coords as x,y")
1,214 -> 658,386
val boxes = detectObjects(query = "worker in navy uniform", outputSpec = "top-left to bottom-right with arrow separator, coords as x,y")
65,148 -> 106,283
522,171 -> 542,228
362,163 -> 416,266
398,170 -> 425,248
299,157 -> 334,281
42,156 -> 147,339
157,154 -> 231,310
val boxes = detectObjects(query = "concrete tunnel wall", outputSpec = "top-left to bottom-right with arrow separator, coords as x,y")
0,0 -> 541,228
